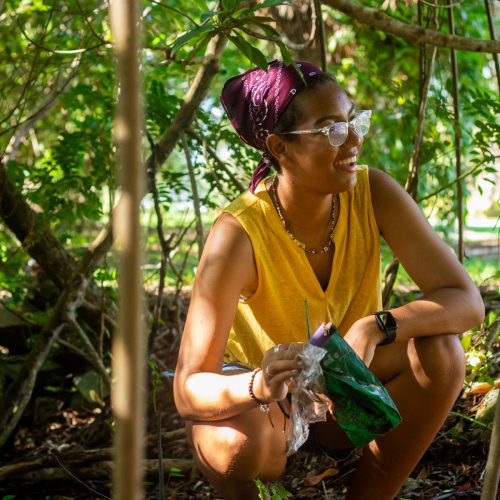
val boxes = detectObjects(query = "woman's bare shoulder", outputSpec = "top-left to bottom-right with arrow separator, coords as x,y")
207,212 -> 253,259
198,212 -> 257,297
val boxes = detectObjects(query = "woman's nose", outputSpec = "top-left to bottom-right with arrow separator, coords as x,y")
344,123 -> 363,147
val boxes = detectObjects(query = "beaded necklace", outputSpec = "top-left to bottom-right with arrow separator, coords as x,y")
271,176 -> 336,255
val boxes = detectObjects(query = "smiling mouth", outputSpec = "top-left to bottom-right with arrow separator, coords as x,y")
335,156 -> 357,167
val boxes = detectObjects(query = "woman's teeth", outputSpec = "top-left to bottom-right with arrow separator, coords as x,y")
336,156 -> 357,166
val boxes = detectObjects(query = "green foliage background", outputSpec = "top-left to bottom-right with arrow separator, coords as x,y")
1,0 -> 498,295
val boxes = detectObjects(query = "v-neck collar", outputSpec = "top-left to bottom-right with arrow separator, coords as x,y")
254,178 -> 346,296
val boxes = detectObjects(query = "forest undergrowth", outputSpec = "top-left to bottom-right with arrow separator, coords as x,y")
0,285 -> 498,500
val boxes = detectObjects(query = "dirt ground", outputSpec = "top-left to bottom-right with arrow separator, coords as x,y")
0,379 -> 493,499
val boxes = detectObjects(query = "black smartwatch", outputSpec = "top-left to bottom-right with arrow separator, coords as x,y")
374,310 -> 398,346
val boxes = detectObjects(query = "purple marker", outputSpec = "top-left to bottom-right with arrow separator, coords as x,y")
309,322 -> 335,347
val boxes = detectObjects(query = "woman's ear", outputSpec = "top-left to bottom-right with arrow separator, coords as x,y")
266,134 -> 287,162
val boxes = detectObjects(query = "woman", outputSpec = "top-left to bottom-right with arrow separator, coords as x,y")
173,60 -> 484,499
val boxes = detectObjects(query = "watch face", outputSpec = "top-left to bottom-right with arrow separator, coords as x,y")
378,311 -> 397,329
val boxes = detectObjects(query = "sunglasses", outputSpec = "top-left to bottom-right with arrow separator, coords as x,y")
279,110 -> 372,147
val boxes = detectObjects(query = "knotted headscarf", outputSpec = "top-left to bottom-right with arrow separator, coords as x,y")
220,60 -> 325,192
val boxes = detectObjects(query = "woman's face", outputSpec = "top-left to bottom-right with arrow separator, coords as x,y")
278,80 -> 364,194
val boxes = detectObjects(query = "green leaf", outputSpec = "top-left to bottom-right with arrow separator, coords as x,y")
168,467 -> 184,477
256,23 -> 281,39
254,478 -> 269,499
460,334 -> 471,351
256,0 -> 291,9
229,33 -> 268,70
230,0 -> 289,19
232,7 -> 254,18
74,370 -> 108,403
276,41 -> 294,66
170,23 -> 216,54
184,32 -> 216,64
200,10 -> 223,23
221,0 -> 239,12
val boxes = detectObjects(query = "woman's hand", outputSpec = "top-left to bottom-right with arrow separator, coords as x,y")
343,316 -> 385,367
255,343 -> 305,403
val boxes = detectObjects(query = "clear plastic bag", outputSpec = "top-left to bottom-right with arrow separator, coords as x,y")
287,343 -> 332,455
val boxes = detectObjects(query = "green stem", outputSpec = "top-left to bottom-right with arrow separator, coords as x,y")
449,410 -> 490,428
305,299 -> 311,340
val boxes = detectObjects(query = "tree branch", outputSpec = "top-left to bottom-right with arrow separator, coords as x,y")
322,0 -> 500,53
67,316 -> 111,389
16,17 -> 108,55
0,448 -> 193,482
0,225 -> 113,449
0,159 -> 78,289
145,130 -> 173,354
3,57 -> 81,153
268,1 -> 318,51
417,160 -> 488,202
187,128 -> 246,193
145,32 -> 227,182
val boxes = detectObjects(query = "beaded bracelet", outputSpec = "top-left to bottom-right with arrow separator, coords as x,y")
248,368 -> 270,413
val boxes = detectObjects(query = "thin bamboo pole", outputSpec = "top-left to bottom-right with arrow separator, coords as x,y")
448,1 -> 464,263
314,0 -> 327,71
481,393 -> 500,500
110,0 -> 145,498
182,136 -> 204,262
404,43 -> 437,199
484,0 -> 500,94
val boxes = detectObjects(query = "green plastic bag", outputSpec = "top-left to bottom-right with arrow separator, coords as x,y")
320,331 -> 402,448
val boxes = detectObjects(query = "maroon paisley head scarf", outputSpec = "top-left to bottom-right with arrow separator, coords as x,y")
220,60 -> 325,192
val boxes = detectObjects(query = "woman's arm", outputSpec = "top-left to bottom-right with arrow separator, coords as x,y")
344,168 -> 484,365
173,213 -> 301,421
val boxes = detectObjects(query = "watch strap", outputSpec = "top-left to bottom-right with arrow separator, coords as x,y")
374,311 -> 397,346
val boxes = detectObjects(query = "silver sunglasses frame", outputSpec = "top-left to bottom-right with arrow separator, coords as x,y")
279,110 -> 372,147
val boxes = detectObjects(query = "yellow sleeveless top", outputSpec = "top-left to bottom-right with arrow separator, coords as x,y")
222,166 -> 382,368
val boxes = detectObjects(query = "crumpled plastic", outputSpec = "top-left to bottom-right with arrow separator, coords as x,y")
287,330 -> 402,455
287,343 -> 329,455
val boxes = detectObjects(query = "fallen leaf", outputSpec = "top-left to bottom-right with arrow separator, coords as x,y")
296,486 -> 321,498
456,481 -> 476,493
416,466 -> 430,480
305,467 -> 338,486
468,382 -> 492,395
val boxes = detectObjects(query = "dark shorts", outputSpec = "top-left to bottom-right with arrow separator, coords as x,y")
301,423 -> 356,462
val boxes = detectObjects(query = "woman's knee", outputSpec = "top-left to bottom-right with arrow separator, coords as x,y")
188,410 -> 287,482
411,334 -> 466,393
